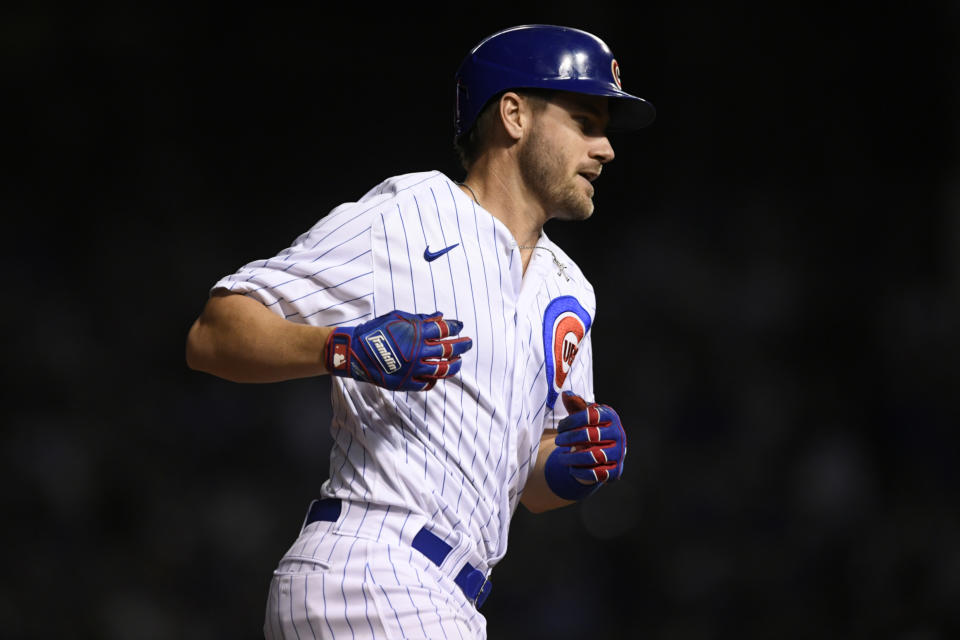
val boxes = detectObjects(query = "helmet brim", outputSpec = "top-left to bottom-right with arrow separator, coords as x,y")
607,93 -> 657,131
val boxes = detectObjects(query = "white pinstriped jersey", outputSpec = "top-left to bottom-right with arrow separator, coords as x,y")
214,170 -> 596,571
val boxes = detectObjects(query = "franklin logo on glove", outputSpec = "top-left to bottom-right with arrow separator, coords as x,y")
365,331 -> 401,374
326,310 -> 473,391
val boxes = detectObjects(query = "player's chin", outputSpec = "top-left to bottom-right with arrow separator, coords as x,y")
560,197 -> 595,221
555,206 -> 594,223
549,182 -> 595,221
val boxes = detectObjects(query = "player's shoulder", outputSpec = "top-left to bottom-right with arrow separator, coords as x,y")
302,171 -> 454,235
350,170 -> 462,223
359,170 -> 456,201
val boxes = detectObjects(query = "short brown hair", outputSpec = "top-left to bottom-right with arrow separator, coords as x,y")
453,89 -> 554,171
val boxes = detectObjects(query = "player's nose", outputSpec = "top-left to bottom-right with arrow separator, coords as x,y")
590,135 -> 615,165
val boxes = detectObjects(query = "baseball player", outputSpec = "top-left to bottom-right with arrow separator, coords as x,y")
185,24 -> 654,640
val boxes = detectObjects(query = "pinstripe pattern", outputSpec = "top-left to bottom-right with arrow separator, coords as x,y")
214,171 -> 596,638
265,504 -> 481,639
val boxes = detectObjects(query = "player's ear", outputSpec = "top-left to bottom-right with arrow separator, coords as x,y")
498,91 -> 525,142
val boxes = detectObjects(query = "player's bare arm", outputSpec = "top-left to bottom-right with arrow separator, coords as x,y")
520,429 -> 575,513
187,291 -> 473,389
186,290 -> 333,383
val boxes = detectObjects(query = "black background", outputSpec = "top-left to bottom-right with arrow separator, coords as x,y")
4,2 -> 959,638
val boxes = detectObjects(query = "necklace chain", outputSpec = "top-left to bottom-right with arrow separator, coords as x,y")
458,181 -> 480,206
457,182 -> 569,281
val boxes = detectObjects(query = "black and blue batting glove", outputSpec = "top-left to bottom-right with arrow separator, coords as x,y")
545,391 -> 627,500
326,310 -> 472,391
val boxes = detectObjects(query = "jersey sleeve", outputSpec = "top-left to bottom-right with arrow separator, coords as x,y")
211,203 -> 376,327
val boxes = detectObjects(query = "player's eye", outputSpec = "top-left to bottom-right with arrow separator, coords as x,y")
573,115 -> 604,136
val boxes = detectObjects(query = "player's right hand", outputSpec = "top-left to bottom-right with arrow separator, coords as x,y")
325,310 -> 472,391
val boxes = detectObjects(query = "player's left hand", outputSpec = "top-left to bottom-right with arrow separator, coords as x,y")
544,391 -> 626,500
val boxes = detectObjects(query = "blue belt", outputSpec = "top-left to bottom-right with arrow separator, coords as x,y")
305,498 -> 492,608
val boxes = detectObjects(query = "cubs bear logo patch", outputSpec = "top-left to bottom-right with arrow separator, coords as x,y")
542,296 -> 592,409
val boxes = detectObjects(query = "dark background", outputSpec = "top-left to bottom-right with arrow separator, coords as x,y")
4,2 -> 959,638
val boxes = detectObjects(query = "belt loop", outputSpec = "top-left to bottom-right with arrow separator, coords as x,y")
300,499 -> 319,533
302,498 -> 343,532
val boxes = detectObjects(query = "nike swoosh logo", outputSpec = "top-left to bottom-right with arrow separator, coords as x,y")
423,243 -> 460,262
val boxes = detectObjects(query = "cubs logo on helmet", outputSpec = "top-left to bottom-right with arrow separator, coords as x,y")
542,295 -> 592,409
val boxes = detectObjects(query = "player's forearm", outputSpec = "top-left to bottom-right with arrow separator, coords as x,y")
520,430 -> 576,513
185,291 -> 333,383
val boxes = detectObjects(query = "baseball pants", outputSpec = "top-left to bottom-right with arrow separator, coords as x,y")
263,500 -> 488,640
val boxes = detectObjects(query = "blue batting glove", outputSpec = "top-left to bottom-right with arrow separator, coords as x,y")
545,391 -> 627,500
326,310 -> 472,391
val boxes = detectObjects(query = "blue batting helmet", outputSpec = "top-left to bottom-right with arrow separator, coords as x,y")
454,24 -> 656,140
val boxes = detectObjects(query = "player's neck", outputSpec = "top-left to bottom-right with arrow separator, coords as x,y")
459,162 -> 546,252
